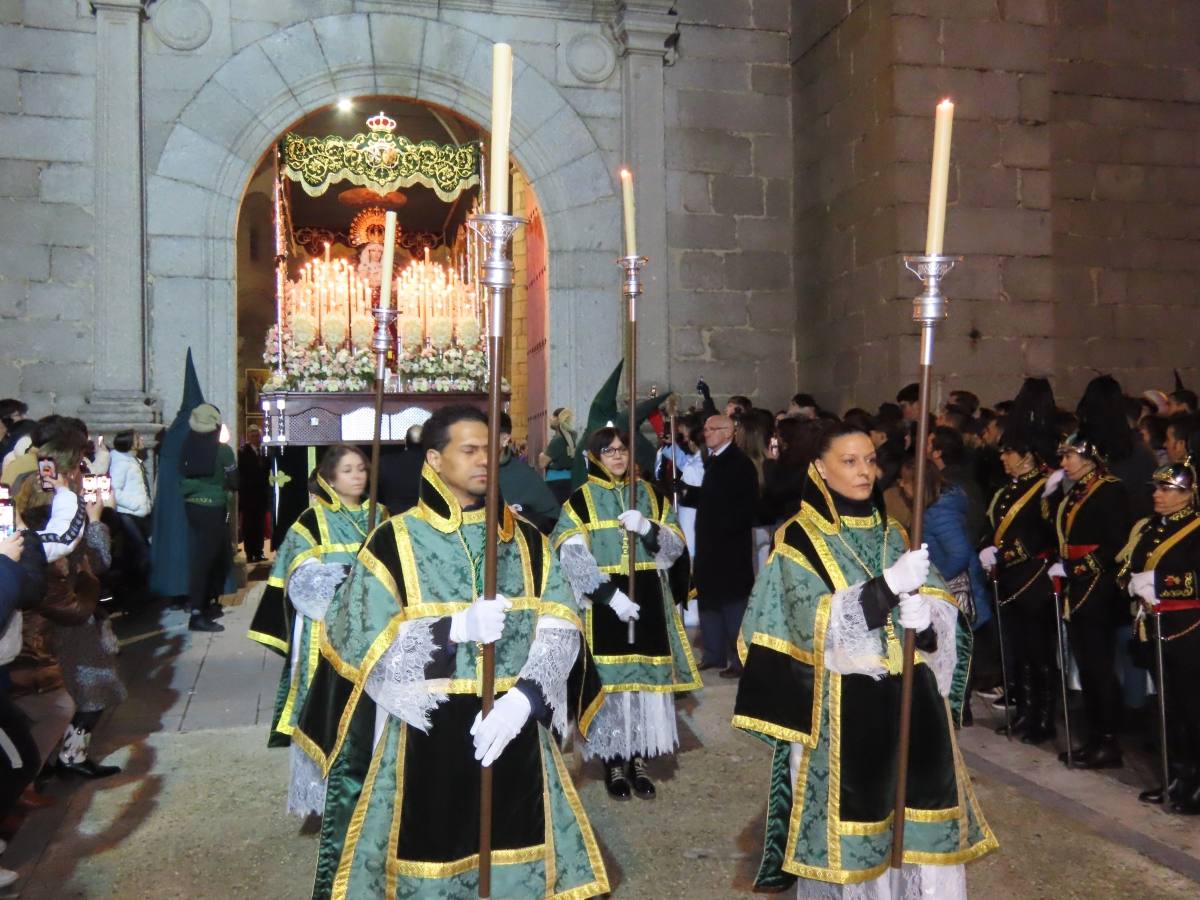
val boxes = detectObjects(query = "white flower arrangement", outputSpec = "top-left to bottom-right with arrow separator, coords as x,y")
291,312 -> 318,346
457,319 -> 481,347
400,318 -> 424,350
350,316 -> 374,349
429,316 -> 454,350
262,323 -> 376,393
322,317 -> 348,349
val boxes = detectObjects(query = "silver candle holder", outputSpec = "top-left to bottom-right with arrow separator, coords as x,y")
370,305 -> 399,384
902,254 -> 961,362
468,212 -> 526,348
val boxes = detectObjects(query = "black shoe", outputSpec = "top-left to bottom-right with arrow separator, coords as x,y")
1070,735 -> 1122,770
604,759 -> 631,800
719,666 -> 743,679
994,712 -> 1028,737
55,757 -> 121,779
1139,785 -> 1167,804
698,661 -> 722,671
189,614 -> 224,633
629,755 -> 655,799
1021,668 -> 1056,745
1057,743 -> 1090,765
205,605 -> 225,620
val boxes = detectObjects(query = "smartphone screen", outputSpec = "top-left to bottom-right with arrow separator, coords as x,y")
83,475 -> 97,494
97,475 -> 112,499
0,506 -> 13,538
37,458 -> 57,492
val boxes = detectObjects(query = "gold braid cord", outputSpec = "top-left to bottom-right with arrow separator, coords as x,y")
280,132 -> 480,201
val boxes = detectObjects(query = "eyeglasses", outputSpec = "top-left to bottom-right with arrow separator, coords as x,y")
600,446 -> 628,457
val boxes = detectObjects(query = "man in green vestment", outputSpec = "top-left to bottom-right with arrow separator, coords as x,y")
309,405 -> 609,900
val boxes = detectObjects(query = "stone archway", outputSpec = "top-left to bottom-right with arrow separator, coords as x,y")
147,13 -> 622,427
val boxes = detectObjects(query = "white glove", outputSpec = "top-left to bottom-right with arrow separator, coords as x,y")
883,544 -> 930,596
618,509 -> 651,535
470,688 -> 532,767
1129,570 -> 1158,605
1047,562 -> 1066,579
449,594 -> 512,644
978,546 -> 998,571
1043,468 -> 1065,497
681,461 -> 704,487
608,589 -> 640,623
898,593 -> 932,631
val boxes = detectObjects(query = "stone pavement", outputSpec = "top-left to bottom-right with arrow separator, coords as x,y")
2,585 -> 1199,898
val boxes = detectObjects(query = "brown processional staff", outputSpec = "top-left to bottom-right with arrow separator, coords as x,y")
891,98 -> 959,870
468,42 -> 522,900
619,169 -> 647,646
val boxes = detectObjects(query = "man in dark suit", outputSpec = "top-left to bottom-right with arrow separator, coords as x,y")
237,426 -> 269,562
377,424 -> 424,515
690,414 -> 759,677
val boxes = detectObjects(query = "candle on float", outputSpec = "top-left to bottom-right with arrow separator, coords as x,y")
379,211 -> 397,309
488,43 -> 513,214
925,98 -> 955,256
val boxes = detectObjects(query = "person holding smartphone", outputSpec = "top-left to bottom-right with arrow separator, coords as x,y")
179,404 -> 238,632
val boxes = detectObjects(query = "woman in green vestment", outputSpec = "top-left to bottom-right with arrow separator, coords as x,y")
248,444 -> 382,817
549,426 -> 700,799
733,421 -> 996,897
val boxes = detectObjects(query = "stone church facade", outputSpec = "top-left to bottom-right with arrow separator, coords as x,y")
0,0 -> 1196,434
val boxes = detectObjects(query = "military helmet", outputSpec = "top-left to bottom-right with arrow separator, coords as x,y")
1150,460 -> 1197,493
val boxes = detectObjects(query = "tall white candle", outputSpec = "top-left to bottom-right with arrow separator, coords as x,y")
489,43 -> 513,214
620,168 -> 637,257
379,211 -> 397,309
925,99 -> 955,256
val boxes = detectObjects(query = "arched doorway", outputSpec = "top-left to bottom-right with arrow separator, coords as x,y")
234,97 -> 547,449
147,14 -> 621,447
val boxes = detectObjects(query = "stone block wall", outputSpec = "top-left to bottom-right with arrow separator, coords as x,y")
794,0 -> 1200,413
1049,0 -> 1200,400
665,0 -> 796,411
0,2 -> 98,414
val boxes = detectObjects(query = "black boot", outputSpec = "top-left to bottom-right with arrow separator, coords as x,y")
54,724 -> 121,779
996,663 -> 1032,737
1139,763 -> 1194,804
629,755 -> 655,799
1022,666 -> 1056,745
1071,734 -> 1123,770
603,758 -> 631,800
1171,772 -> 1200,815
190,613 -> 224,633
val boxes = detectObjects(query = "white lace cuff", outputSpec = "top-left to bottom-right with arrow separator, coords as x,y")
653,524 -> 686,570
364,619 -> 449,732
823,582 -> 888,679
923,593 -> 959,698
518,618 -> 580,735
559,539 -> 608,607
287,560 -> 345,621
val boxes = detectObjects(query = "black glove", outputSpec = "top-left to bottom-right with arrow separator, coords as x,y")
696,378 -> 711,398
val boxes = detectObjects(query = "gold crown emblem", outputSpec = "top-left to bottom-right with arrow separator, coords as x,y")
349,207 -> 400,247
366,111 -> 396,134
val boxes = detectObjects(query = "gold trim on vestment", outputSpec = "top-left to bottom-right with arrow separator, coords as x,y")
330,722 -> 389,900
385,726 -> 408,897
749,631 -> 816,664
826,672 -> 842,869
392,845 -> 545,879
731,714 -> 811,744
548,730 -> 611,898
247,629 -> 289,654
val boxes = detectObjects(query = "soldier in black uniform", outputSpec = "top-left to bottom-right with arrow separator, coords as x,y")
1051,432 -> 1132,768
979,430 -> 1058,743
1121,460 -> 1200,812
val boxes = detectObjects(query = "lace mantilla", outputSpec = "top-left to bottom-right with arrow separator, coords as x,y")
795,862 -> 966,899
654,524 -> 686,570
559,541 -> 608,606
287,743 -> 327,818
517,624 -> 579,735
364,619 -> 448,732
287,561 -> 346,621
580,690 -> 678,761
924,594 -> 959,698
824,583 -> 888,679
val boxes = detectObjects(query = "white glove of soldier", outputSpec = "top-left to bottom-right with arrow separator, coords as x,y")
1129,570 -> 1158,605
1047,562 -> 1066,580
978,546 -> 998,571
883,544 -> 930,596
898,593 -> 933,631
618,509 -> 651,535
449,594 -> 512,644
608,589 -> 640,623
1043,468 -> 1066,497
471,688 -> 532,767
